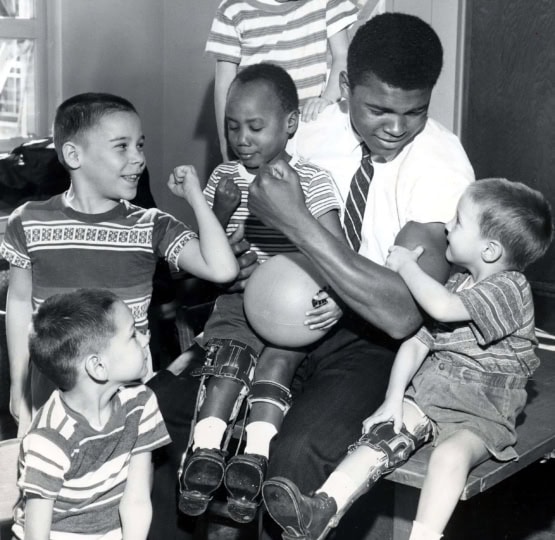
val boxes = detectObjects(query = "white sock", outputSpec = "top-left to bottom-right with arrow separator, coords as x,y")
409,520 -> 443,540
317,471 -> 359,511
192,417 -> 227,450
244,421 -> 278,457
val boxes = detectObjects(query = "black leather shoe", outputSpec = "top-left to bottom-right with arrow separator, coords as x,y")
178,448 -> 226,516
262,477 -> 338,540
224,453 -> 268,523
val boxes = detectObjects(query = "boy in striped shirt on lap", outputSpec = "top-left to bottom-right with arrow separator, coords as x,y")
178,63 -> 346,523
12,289 -> 171,540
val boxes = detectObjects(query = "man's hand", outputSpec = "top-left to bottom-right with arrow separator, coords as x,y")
213,176 -> 241,225
248,160 -> 310,232
385,245 -> 425,273
226,224 -> 258,292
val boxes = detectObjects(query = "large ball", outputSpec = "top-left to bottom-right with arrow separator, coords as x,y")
244,252 -> 328,348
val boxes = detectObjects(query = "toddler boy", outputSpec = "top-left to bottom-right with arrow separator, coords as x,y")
263,179 -> 553,540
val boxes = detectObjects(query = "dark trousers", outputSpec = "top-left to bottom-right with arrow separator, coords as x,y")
147,361 -> 204,539
268,323 -> 397,493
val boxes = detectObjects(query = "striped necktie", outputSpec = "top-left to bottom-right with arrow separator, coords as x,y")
343,144 -> 373,252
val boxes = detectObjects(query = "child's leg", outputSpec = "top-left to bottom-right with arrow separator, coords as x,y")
413,429 -> 489,536
262,399 -> 432,540
319,399 -> 430,510
245,346 -> 305,455
179,338 -> 257,517
225,346 -> 305,523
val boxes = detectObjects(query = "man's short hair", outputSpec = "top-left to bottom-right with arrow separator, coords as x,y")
232,63 -> 299,113
29,289 -> 120,391
348,13 -> 443,90
53,92 -> 137,167
467,178 -> 553,271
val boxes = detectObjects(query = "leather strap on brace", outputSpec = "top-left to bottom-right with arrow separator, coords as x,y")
191,338 -> 258,390
247,380 -> 293,414
349,421 -> 430,474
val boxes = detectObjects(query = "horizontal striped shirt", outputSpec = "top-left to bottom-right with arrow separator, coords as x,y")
12,385 -> 170,539
203,155 -> 339,262
417,271 -> 539,377
0,194 -> 197,331
206,0 -> 358,103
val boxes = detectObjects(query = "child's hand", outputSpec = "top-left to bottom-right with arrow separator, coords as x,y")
167,165 -> 203,203
385,245 -> 424,273
214,176 -> 241,220
300,97 -> 333,122
304,288 -> 343,331
362,398 -> 404,434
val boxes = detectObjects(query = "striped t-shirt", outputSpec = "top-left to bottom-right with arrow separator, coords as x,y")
205,0 -> 358,104
416,270 -> 539,377
203,155 -> 340,262
0,195 -> 197,331
12,385 -> 170,540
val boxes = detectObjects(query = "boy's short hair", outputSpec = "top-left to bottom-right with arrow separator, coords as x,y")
233,63 -> 299,113
348,13 -> 443,91
53,92 -> 137,167
467,178 -> 553,271
29,289 -> 120,391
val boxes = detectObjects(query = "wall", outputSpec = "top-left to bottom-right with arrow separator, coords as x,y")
462,0 -> 555,331
160,0 -> 221,224
56,0 -> 165,211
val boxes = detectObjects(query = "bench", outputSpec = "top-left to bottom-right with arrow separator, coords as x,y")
385,346 -> 555,539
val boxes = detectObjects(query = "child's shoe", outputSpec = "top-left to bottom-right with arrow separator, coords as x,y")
179,448 -> 226,516
262,477 -> 338,540
224,453 -> 268,523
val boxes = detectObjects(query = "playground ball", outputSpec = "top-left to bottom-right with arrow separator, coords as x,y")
244,252 -> 328,348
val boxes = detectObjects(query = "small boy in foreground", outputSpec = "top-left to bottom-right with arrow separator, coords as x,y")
263,178 -> 553,540
12,288 -> 171,540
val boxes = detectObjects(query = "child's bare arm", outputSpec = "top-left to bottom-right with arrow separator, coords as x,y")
386,245 -> 470,322
363,335 -> 429,433
23,496 -> 54,540
6,265 -> 33,424
301,28 -> 349,122
215,60 -> 239,161
168,165 -> 239,283
120,452 -> 153,540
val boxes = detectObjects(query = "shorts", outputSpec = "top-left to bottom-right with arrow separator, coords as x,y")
406,358 -> 529,461
199,292 -> 265,355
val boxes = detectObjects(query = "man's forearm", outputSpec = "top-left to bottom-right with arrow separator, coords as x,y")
280,213 -> 424,338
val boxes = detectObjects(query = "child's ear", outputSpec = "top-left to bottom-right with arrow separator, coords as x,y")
62,141 -> 81,170
287,109 -> 299,136
482,240 -> 503,263
85,354 -> 109,383
339,71 -> 350,101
